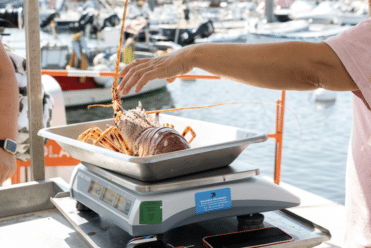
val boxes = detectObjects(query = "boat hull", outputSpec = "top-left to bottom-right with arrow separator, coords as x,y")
58,77 -> 167,107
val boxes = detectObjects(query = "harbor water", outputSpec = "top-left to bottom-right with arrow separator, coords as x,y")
66,69 -> 352,205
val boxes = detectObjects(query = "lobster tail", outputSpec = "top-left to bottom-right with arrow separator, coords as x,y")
135,127 -> 190,157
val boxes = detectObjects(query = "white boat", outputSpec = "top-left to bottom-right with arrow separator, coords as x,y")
334,0 -> 369,26
40,39 -> 173,107
246,19 -> 352,43
290,1 -> 340,24
276,24 -> 352,41
248,19 -> 310,35
290,0 -> 369,25
3,27 -> 175,107
275,0 -> 317,21
194,28 -> 248,43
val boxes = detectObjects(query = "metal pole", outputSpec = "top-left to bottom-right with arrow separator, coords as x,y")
265,0 -> 275,23
267,91 -> 286,185
273,91 -> 285,185
24,0 -> 45,181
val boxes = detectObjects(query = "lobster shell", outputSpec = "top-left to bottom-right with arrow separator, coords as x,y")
135,127 -> 190,157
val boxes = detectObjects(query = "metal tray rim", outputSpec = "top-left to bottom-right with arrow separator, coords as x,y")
38,128 -> 267,162
38,117 -> 268,163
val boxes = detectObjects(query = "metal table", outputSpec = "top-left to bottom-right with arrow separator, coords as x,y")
0,176 -> 330,248
0,178 -> 90,248
52,195 -> 330,248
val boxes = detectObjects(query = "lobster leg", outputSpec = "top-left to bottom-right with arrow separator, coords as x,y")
79,127 -> 122,152
163,123 -> 175,129
86,127 -> 104,143
95,126 -> 133,156
182,126 -> 196,144
77,127 -> 103,143
77,128 -> 94,142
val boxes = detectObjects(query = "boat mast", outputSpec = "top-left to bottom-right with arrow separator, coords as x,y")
24,0 -> 45,181
265,0 -> 275,23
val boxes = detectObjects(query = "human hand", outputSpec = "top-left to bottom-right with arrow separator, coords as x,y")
118,47 -> 194,95
0,149 -> 17,186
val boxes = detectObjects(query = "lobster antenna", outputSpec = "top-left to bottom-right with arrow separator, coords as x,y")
112,0 -> 130,115
147,101 -> 302,145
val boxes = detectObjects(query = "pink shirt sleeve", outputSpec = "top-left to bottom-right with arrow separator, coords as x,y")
324,18 -> 371,109
325,19 -> 371,247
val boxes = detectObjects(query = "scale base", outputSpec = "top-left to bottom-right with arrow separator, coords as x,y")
70,163 -> 300,236
51,196 -> 331,248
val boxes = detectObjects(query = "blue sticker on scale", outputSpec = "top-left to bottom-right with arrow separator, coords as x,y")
195,188 -> 231,215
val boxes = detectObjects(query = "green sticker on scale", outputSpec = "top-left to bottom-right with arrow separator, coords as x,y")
140,201 -> 162,224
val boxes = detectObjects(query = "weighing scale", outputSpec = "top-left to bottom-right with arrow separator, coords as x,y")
38,115 -> 330,247
70,161 -> 300,237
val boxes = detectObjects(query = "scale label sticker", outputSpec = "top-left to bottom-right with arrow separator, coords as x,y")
140,201 -> 162,225
195,188 -> 231,215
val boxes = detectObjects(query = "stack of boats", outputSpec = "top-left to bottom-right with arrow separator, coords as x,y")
246,18 -> 353,43
247,0 -> 368,43
1,0 -> 368,107
288,0 -> 369,25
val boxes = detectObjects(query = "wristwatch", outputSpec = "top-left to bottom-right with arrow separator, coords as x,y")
0,139 -> 17,155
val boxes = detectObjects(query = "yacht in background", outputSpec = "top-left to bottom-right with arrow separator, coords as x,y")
275,0 -> 317,22
290,0 -> 369,25
247,20 -> 352,43
247,0 -> 356,44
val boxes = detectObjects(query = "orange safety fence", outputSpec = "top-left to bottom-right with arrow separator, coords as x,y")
267,90 -> 286,185
11,140 -> 80,184
41,69 -> 222,80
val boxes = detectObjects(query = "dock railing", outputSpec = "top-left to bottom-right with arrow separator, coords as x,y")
268,91 -> 286,185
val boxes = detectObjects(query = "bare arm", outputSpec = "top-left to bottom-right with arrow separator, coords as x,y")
118,41 -> 357,94
0,39 -> 19,185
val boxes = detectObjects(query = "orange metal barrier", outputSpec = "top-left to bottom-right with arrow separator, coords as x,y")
267,90 -> 286,185
41,69 -> 222,80
11,140 -> 80,184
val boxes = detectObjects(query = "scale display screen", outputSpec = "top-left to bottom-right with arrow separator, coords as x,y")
101,187 -> 116,206
87,180 -> 132,215
114,195 -> 132,215
88,180 -> 103,198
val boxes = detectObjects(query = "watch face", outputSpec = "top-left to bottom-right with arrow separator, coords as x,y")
5,139 -> 17,154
